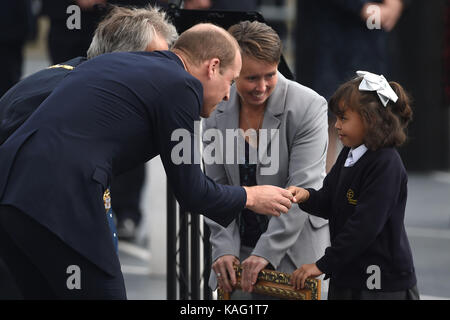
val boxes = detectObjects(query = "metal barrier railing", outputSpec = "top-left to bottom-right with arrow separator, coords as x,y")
166,184 -> 212,300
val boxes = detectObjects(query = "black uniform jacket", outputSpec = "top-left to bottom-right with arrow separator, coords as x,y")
0,51 -> 245,276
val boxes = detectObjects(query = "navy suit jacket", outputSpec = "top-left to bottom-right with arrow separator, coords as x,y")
0,51 -> 246,276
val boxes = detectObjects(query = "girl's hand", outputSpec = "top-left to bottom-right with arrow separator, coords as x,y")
287,186 -> 310,203
290,263 -> 323,290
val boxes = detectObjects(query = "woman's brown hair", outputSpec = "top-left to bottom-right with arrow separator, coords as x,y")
329,76 -> 413,150
228,20 -> 282,64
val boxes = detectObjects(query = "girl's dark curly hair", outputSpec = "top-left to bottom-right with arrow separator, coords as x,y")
329,76 -> 413,151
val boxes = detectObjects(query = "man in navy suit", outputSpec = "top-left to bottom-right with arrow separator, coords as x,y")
0,5 -> 179,242
0,23 -> 293,299
0,5 -> 177,299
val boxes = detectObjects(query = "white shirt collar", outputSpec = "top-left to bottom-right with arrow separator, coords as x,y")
344,144 -> 368,167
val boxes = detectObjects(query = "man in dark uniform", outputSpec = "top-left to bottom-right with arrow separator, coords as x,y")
0,23 -> 293,299
0,5 -> 176,299
0,4 -> 177,242
41,0 -> 170,241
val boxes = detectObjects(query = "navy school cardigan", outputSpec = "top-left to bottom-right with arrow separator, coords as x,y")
299,146 -> 417,291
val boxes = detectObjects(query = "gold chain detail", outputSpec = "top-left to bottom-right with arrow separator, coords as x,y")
103,189 -> 111,213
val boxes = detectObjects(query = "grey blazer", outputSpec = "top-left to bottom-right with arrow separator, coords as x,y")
203,72 -> 330,290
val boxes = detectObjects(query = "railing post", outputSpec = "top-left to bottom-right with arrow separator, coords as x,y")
179,208 -> 189,299
167,195 -> 213,299
203,220 -> 212,300
166,183 -> 177,300
190,213 -> 200,299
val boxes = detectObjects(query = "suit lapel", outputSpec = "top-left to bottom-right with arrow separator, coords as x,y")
216,87 -> 241,186
257,72 -> 287,172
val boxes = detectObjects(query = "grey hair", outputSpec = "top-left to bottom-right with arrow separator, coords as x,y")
87,5 -> 178,59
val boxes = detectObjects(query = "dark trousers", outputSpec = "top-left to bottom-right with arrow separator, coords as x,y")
328,279 -> 420,300
0,258 -> 21,299
111,164 -> 146,225
0,205 -> 126,299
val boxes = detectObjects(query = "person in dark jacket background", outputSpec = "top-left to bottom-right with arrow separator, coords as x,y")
296,0 -> 405,173
0,0 -> 36,96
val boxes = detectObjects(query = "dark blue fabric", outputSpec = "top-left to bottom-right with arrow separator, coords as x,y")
0,51 -> 246,276
107,208 -> 118,253
0,205 -> 126,299
0,56 -> 121,253
0,56 -> 86,145
299,147 -> 417,291
0,0 -> 35,42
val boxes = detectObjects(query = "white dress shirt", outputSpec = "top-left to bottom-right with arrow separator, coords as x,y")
344,144 -> 368,167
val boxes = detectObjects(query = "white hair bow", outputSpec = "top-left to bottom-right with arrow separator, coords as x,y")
356,70 -> 398,107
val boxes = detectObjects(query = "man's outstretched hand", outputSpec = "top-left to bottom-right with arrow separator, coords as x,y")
243,185 -> 293,217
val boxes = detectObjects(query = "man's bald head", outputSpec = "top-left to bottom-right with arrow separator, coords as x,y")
172,23 -> 240,73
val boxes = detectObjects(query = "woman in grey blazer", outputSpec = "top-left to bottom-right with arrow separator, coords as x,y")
203,21 -> 330,299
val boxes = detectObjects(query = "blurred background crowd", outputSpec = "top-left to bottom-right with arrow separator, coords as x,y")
2,0 -> 448,172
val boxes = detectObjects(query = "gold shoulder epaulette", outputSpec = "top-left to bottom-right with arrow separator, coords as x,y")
47,64 -> 75,70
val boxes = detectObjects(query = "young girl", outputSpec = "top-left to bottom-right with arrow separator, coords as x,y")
289,71 -> 420,300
